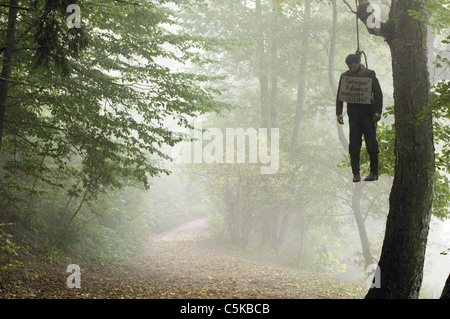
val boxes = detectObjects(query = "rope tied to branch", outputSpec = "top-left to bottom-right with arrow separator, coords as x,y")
343,0 -> 369,68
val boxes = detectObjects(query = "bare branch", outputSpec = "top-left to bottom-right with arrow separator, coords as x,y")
343,0 -> 357,14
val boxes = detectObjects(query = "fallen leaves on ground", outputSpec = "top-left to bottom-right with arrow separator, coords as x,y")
0,219 -> 366,299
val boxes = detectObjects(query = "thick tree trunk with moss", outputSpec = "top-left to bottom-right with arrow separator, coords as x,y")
356,0 -> 435,299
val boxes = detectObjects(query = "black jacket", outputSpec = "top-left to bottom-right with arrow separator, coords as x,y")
336,64 -> 383,116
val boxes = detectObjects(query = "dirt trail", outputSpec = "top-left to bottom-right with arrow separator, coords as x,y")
0,219 -> 365,299
151,219 -> 209,243
116,218 -> 365,299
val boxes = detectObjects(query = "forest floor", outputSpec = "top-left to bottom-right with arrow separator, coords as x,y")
0,219 -> 366,299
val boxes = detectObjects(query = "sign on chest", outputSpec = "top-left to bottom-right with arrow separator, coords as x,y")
339,76 -> 373,105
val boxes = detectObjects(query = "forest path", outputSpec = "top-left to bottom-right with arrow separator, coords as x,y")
92,218 -> 365,299
0,219 -> 365,299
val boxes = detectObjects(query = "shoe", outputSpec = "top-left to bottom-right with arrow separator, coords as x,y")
364,172 -> 378,181
353,173 -> 361,183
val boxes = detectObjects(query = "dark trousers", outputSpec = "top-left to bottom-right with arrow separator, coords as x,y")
348,110 -> 379,175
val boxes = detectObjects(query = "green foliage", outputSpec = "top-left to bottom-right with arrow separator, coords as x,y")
415,37 -> 450,220
1,0 -> 228,200
0,0 -> 229,264
307,245 -> 347,275
375,96 -> 450,221
427,0 -> 450,33
0,0 -> 447,288
0,222 -> 25,272
408,0 -> 450,33
0,223 -> 19,257
32,0 -> 89,74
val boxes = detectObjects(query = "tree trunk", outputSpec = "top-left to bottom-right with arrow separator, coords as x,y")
273,210 -> 292,253
291,0 -> 311,147
259,76 -> 271,129
328,0 -> 337,95
255,0 -> 274,247
269,0 -> 280,129
0,0 -> 19,150
256,0 -> 271,130
297,205 -> 306,265
61,178 -> 82,223
357,0 -> 435,299
352,183 -> 375,268
69,186 -> 89,223
287,0 -> 312,257
441,273 -> 450,299
330,3 -> 374,269
269,73 -> 278,129
331,0 -> 349,152
25,155 -> 46,219
427,24 -> 437,84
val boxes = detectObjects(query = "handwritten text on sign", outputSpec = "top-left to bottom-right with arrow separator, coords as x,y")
339,76 -> 372,105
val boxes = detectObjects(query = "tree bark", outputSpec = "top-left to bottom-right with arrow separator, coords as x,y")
255,0 -> 274,248
328,0 -> 338,95
25,155 -> 46,219
273,209 -> 292,253
331,0 -> 349,152
256,0 -> 271,130
0,0 -> 19,150
291,0 -> 311,146
355,0 -> 435,299
441,273 -> 450,299
269,0 -> 279,129
69,186 -> 89,223
352,183 -> 375,268
61,178 -> 82,223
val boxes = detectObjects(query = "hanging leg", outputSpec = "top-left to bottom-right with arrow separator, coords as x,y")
362,112 -> 379,181
348,110 -> 363,182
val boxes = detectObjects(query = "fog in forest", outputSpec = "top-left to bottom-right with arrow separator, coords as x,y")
144,0 -> 450,297
0,0 -> 449,300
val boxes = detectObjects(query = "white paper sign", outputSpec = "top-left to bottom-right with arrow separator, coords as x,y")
339,76 -> 373,105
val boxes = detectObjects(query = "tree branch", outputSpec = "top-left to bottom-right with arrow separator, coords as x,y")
343,0 -> 357,14
0,4 -> 32,11
356,0 -> 392,40
343,0 -> 392,40
69,186 -> 90,223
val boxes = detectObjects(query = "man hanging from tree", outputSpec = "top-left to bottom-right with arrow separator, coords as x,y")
336,53 -> 383,182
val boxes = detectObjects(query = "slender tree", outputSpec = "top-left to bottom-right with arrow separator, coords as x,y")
329,0 -> 375,269
291,0 -> 311,146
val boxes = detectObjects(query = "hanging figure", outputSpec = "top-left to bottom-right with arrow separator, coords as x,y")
336,53 -> 383,182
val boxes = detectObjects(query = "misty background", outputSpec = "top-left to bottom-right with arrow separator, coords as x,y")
0,0 -> 448,299
149,0 -> 450,296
